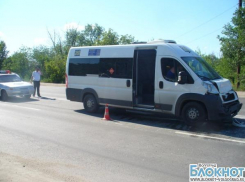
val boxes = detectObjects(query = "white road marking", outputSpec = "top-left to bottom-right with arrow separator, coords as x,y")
12,105 -> 40,111
175,131 -> 245,144
0,103 -> 40,111
56,98 -> 68,101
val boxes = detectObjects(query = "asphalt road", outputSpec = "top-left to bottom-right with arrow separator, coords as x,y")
237,98 -> 245,115
0,86 -> 245,182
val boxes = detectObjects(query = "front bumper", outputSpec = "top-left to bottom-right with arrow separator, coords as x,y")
222,101 -> 242,117
6,87 -> 34,97
205,94 -> 243,121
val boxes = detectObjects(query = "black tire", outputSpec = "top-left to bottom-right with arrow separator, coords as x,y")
1,90 -> 8,101
24,94 -> 31,99
182,102 -> 206,125
83,94 -> 99,113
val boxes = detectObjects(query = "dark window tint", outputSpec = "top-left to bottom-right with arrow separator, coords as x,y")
99,58 -> 132,79
161,58 -> 193,83
69,58 -> 99,76
69,58 -> 133,79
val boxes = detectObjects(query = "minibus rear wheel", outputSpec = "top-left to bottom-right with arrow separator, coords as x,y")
83,94 -> 99,113
182,102 -> 206,125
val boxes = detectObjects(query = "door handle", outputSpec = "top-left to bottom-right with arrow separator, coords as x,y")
159,81 -> 163,89
126,80 -> 131,87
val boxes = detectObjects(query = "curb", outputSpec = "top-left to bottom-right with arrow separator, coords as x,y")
236,91 -> 245,98
40,82 -> 65,87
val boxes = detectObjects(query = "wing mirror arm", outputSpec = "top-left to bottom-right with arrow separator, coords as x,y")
178,71 -> 188,84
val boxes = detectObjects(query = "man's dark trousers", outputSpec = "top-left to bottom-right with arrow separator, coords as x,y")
33,81 -> 40,96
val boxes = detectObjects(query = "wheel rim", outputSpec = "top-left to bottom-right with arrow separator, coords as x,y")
87,98 -> 95,108
187,107 -> 199,120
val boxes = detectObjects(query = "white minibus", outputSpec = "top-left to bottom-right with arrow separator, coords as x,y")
66,40 -> 242,125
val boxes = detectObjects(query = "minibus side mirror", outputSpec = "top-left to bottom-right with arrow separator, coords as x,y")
178,71 -> 188,84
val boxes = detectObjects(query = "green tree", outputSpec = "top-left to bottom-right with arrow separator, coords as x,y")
0,40 -> 9,69
32,46 -> 52,78
119,34 -> 135,44
65,28 -> 80,47
218,3 -> 245,88
195,49 -> 220,71
48,30 -> 65,57
45,55 -> 66,83
64,28 -> 85,54
61,24 -> 104,56
216,57 -> 236,83
2,57 -> 12,70
2,47 -> 33,79
2,24 -> 136,83
203,54 -> 219,68
99,29 -> 119,45
84,24 -> 104,46
64,24 -> 135,48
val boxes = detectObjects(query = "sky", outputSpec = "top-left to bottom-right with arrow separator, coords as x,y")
0,0 -> 240,56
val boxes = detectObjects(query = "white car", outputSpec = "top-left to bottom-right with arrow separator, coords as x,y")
0,70 -> 34,101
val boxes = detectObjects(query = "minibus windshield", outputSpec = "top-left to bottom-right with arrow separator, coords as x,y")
181,57 -> 221,81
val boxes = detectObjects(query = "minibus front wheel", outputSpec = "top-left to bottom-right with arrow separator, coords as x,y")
83,94 -> 99,113
182,102 -> 206,125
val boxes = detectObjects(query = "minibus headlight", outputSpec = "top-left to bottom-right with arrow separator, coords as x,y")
202,82 -> 219,94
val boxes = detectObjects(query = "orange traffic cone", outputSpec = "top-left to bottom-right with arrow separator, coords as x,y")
103,104 -> 112,121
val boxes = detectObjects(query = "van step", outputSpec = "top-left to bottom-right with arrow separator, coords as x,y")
135,104 -> 154,109
128,107 -> 156,112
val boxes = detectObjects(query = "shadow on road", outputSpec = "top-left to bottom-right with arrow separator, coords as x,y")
39,96 -> 56,100
0,96 -> 56,103
1,97 -> 39,103
75,106 -> 245,140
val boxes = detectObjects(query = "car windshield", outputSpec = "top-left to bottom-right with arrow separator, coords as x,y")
181,57 -> 221,81
0,75 -> 22,82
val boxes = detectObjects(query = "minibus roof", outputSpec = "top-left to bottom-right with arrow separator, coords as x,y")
69,42 -> 199,58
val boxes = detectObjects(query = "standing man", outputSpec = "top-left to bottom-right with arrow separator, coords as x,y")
31,67 -> 42,97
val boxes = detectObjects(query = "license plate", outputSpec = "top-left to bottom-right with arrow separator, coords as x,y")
20,88 -> 29,94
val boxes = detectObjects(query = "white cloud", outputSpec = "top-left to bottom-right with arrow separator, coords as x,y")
64,22 -> 85,31
34,37 -> 48,46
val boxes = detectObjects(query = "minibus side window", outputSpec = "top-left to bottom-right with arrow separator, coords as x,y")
69,57 -> 133,78
161,58 -> 190,83
99,58 -> 133,79
69,58 -> 99,76
161,58 -> 178,82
